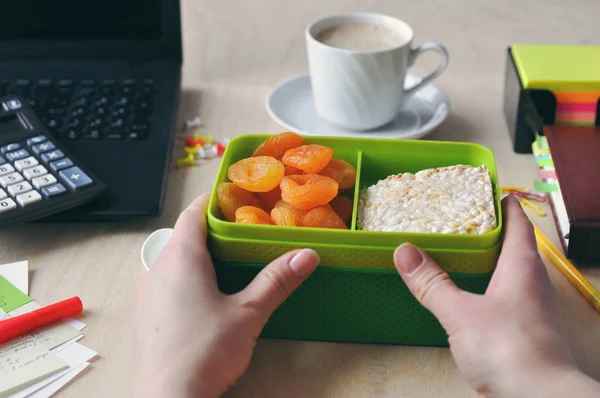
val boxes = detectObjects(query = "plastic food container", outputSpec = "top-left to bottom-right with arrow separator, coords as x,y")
208,134 -> 503,346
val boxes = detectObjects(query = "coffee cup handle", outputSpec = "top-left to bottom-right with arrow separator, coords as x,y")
404,42 -> 449,98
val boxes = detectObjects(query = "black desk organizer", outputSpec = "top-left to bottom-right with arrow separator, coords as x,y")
502,47 -> 600,154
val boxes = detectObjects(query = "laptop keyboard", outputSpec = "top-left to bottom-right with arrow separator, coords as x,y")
0,78 -> 154,141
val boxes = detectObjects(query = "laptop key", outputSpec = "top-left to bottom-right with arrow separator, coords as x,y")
65,130 -> 80,140
37,79 -> 52,87
84,130 -> 101,140
81,79 -> 96,86
77,87 -> 95,96
107,132 -> 124,140
15,79 -> 31,87
46,119 -> 61,131
110,118 -> 124,128
57,79 -> 74,87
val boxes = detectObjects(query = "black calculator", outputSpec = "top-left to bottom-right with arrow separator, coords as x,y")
0,95 -> 106,229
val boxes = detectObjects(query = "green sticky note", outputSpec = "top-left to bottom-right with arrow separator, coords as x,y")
533,179 -> 558,193
0,276 -> 32,312
536,158 -> 554,167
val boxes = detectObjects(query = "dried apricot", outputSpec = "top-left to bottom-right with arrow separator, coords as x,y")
319,159 -> 356,190
271,207 -> 296,226
235,206 -> 274,225
284,166 -> 303,176
257,186 -> 282,212
301,206 -> 347,229
216,182 -> 263,222
227,156 -> 284,192
273,200 -> 309,224
282,144 -> 333,174
330,196 -> 353,224
252,132 -> 306,159
280,174 -> 338,210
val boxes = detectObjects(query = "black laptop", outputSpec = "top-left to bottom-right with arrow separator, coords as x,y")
0,0 -> 182,220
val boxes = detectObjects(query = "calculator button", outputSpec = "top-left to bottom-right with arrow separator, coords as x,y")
27,135 -> 47,146
0,155 -> 5,166
0,143 -> 21,154
23,165 -> 48,180
0,188 -> 6,200
0,198 -> 17,213
59,166 -> 93,190
16,190 -> 42,207
5,149 -> 30,162
49,158 -> 74,172
32,142 -> 56,155
32,174 -> 57,189
7,181 -> 32,197
41,183 -> 67,199
14,156 -> 39,172
0,163 -> 15,176
41,150 -> 65,164
0,172 -> 23,188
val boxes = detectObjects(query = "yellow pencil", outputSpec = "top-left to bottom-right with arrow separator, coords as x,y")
532,223 -> 600,314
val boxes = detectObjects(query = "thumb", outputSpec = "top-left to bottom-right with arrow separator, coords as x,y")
235,249 -> 320,321
394,243 -> 468,329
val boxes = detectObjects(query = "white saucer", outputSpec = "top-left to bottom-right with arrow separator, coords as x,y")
266,73 -> 450,139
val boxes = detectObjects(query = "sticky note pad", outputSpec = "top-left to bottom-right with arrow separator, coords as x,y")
534,179 -> 558,193
0,276 -> 32,312
511,44 -> 600,92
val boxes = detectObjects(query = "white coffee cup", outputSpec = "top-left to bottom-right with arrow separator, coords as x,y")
306,13 -> 449,131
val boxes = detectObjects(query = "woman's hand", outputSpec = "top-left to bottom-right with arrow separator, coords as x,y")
132,194 -> 320,398
394,196 -> 600,398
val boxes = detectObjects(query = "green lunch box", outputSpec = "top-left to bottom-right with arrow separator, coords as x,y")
207,134 -> 504,274
214,260 -> 493,346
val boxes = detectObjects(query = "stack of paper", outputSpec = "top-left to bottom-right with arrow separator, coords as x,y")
0,261 -> 97,398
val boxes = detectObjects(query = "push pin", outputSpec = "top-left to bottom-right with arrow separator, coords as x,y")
184,146 -> 199,156
203,144 -> 219,159
184,136 -> 197,147
184,116 -> 202,130
216,141 -> 226,156
176,153 -> 195,168
195,133 -> 212,144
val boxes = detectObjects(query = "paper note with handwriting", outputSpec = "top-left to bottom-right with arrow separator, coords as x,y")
7,342 -> 97,398
0,349 -> 67,398
0,276 -> 31,313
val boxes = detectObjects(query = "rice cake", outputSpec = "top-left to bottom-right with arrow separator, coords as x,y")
357,165 -> 496,234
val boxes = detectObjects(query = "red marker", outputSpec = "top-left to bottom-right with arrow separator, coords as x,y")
0,297 -> 83,344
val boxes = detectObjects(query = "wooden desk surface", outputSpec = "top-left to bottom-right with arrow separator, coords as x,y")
2,0 -> 600,396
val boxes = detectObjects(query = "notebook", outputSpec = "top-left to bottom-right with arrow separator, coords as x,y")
543,125 -> 600,260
